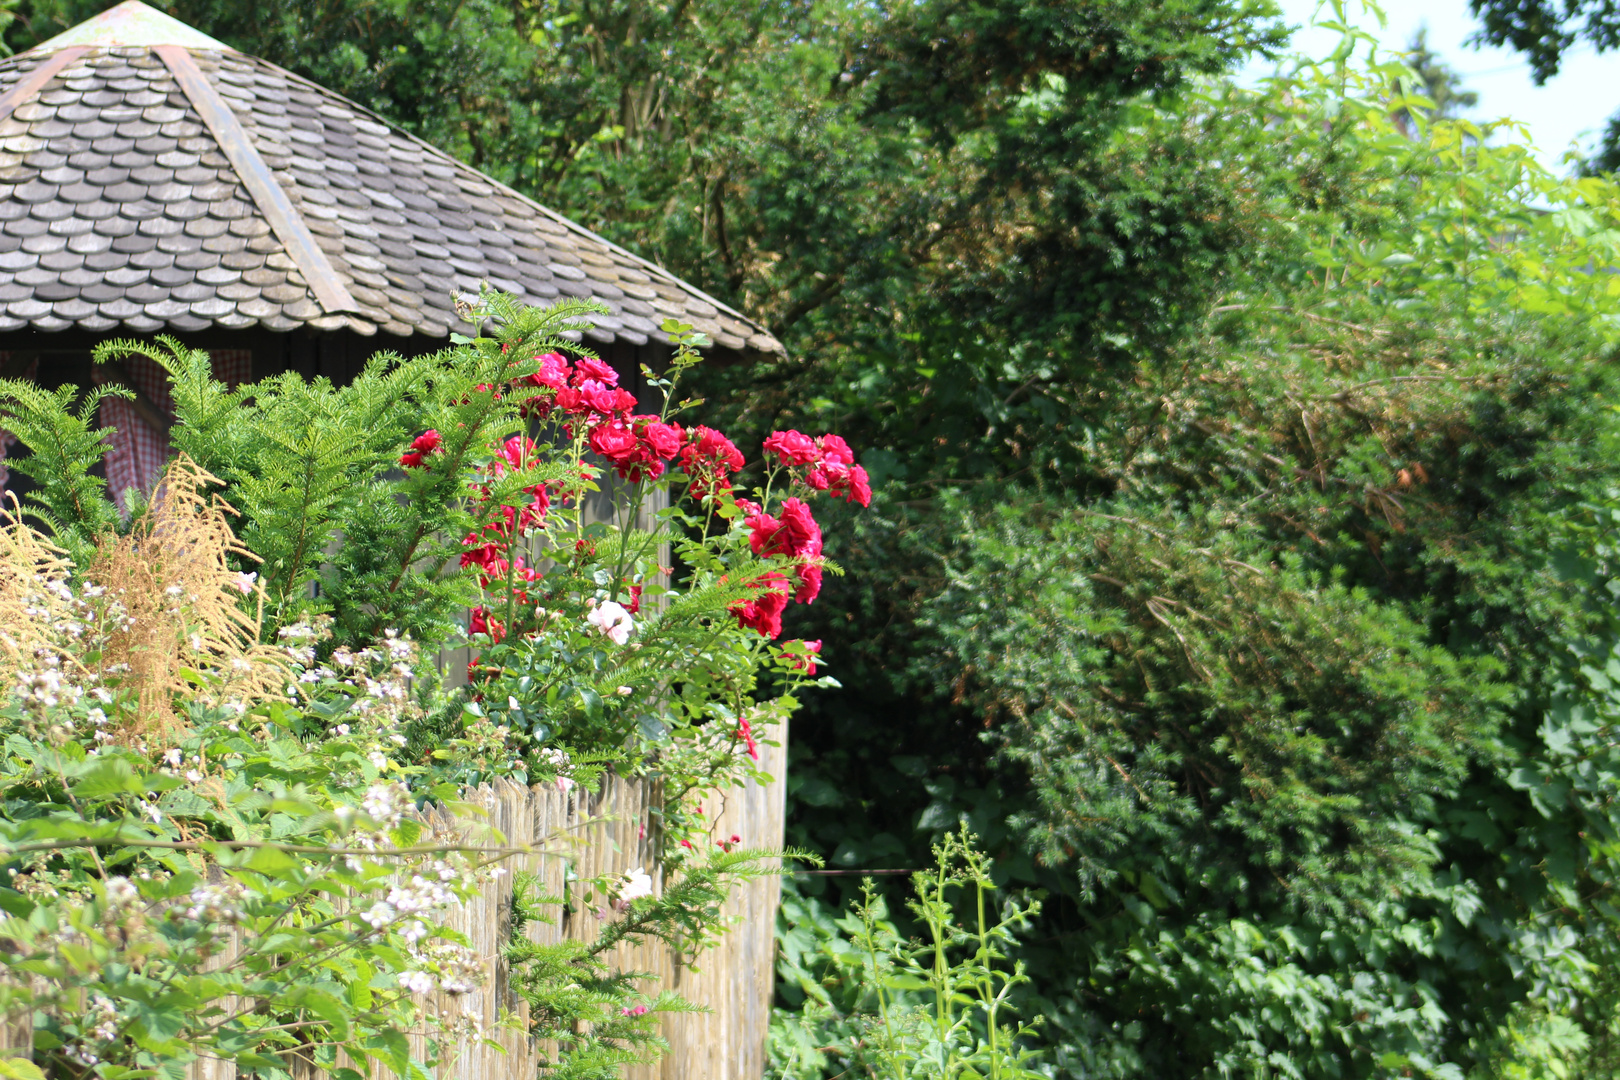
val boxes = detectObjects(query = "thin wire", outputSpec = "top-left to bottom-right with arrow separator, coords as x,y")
793,868 -> 920,876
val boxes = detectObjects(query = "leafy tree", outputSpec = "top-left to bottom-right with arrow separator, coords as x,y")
1393,27 -> 1479,134
773,30 -> 1620,1080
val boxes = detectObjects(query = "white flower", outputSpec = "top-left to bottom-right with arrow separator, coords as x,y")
103,876 -> 138,906
586,600 -> 635,645
362,901 -> 396,929
163,748 -> 183,767
612,866 -> 654,912
233,571 -> 258,595
400,969 -> 436,994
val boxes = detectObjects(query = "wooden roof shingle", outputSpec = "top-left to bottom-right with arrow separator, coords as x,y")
0,1 -> 783,353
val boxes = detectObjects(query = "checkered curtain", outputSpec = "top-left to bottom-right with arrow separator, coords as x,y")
0,355 -> 38,496
97,349 -> 251,513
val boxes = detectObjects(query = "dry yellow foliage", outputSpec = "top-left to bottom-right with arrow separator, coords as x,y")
86,454 -> 289,739
0,492 -> 79,685
0,454 -> 289,743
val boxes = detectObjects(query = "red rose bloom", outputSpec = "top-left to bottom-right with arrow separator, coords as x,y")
730,572 -> 791,639
554,385 -> 584,413
688,426 -> 745,470
678,426 -> 745,498
412,430 -> 443,454
642,420 -> 683,460
786,639 -> 822,675
763,429 -> 819,466
469,606 -> 505,643
747,511 -> 788,557
572,357 -> 619,386
577,380 -> 621,415
399,451 -> 425,469
590,420 -> 640,463
794,561 -> 823,604
816,434 -> 854,466
778,498 -> 821,556
532,352 -> 569,388
499,435 -> 541,473
847,465 -> 872,507
819,462 -> 873,507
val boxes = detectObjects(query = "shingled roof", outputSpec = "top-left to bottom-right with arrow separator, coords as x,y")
0,1 -> 782,353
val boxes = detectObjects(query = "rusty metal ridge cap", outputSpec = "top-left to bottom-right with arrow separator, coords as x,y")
154,44 -> 359,319
0,47 -> 88,127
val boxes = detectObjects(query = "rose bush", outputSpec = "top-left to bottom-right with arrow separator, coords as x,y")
0,293 -> 854,1075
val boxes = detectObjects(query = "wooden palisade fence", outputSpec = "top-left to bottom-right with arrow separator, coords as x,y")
0,730 -> 787,1080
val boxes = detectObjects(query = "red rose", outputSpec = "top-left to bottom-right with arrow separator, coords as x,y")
412,429 -> 443,454
778,498 -> 821,557
578,380 -> 621,415
786,639 -> 822,675
736,715 -> 759,760
590,420 -> 640,463
688,426 -> 745,470
847,465 -> 872,507
763,429 -> 819,466
747,511 -> 788,556
822,462 -> 873,507
679,426 -> 745,498
399,451 -> 425,469
817,434 -> 854,466
469,606 -> 505,643
499,435 -> 540,472
794,561 -> 822,604
573,357 -> 619,387
730,572 -> 791,638
641,420 -> 683,460
532,352 -> 569,388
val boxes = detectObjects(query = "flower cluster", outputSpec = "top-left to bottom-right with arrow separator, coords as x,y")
400,938 -> 483,996
724,430 -> 873,639
461,435 -> 553,582
182,880 -> 249,925
678,426 -> 746,500
763,430 -> 872,507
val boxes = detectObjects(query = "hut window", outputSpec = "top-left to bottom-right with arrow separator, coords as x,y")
0,354 -> 39,494
95,349 -> 251,512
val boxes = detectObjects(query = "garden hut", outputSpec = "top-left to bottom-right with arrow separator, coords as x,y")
0,0 -> 781,499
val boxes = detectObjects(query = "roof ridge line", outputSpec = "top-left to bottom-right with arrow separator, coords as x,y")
156,45 -> 358,320
0,47 -> 87,127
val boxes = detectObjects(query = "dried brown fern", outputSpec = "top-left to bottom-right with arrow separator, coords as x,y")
86,454 -> 289,740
